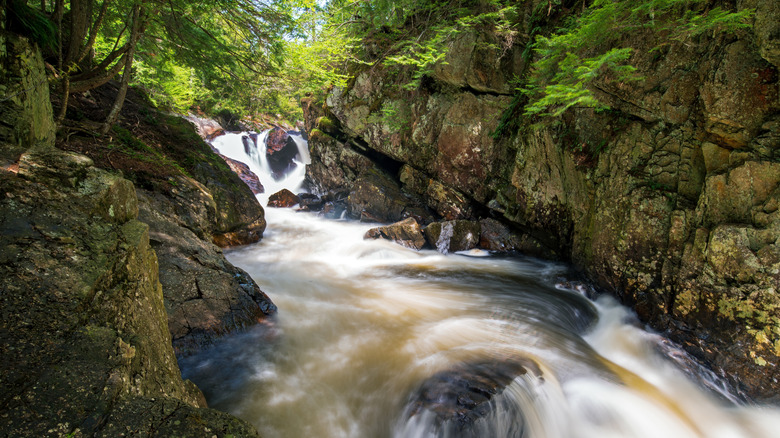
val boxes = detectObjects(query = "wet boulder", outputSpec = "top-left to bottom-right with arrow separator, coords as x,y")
365,217 -> 427,250
401,360 -> 541,437
266,126 -> 290,152
219,153 -> 264,195
424,220 -> 481,254
265,127 -> 300,180
297,192 -> 323,211
268,189 -> 300,208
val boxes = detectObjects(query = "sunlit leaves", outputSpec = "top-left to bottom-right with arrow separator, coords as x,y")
521,0 -> 754,117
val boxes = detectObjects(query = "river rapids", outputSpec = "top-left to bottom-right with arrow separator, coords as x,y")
178,132 -> 780,438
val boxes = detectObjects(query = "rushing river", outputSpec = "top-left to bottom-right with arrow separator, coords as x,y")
179,133 -> 780,438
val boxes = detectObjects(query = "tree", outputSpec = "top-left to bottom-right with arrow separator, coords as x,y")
6,0 -> 296,131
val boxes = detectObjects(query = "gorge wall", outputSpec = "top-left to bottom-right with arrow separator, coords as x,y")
304,0 -> 780,400
1,32 -> 271,436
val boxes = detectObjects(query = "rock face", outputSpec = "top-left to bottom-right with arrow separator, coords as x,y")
0,151 -> 259,437
137,189 -> 276,355
0,33 -> 265,435
304,1 -> 780,399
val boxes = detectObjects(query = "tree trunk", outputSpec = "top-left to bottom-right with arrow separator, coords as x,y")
77,0 -> 111,65
56,75 -> 69,123
102,3 -> 145,134
69,52 -> 128,93
55,0 -> 63,70
64,0 -> 91,68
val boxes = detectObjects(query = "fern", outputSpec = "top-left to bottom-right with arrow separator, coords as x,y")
521,0 -> 754,118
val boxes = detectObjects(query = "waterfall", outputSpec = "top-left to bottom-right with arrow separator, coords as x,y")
291,134 -> 311,165
210,131 -> 308,204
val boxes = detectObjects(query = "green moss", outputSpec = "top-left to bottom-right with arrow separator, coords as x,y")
316,116 -> 339,134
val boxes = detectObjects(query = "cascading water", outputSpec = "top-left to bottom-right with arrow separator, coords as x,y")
210,131 -> 308,203
181,133 -> 780,438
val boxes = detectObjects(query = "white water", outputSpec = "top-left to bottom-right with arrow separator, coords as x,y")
182,133 -> 780,438
210,131 -> 308,204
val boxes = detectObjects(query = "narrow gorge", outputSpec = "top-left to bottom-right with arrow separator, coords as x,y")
1,0 -> 779,437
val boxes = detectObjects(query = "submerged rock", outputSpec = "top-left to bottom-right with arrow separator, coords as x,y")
268,188 -> 301,208
401,359 -> 541,437
365,217 -> 427,250
425,220 -> 481,254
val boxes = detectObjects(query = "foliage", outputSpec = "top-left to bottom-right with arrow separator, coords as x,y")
521,0 -> 754,117
6,0 -> 57,50
14,0 -> 300,127
319,0 -> 521,91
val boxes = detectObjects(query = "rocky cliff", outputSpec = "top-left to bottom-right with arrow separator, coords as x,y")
304,1 -> 780,400
1,32 -> 270,435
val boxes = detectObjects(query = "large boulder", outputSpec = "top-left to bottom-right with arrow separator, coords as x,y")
0,150 -> 258,437
365,217 -> 427,250
265,127 -> 300,179
137,189 -> 276,355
